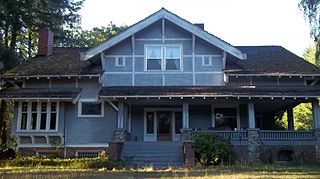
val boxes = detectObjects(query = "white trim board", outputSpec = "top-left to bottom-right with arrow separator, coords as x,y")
81,8 -> 246,61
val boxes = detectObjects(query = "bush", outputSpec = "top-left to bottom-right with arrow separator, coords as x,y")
0,156 -> 118,169
193,132 -> 233,165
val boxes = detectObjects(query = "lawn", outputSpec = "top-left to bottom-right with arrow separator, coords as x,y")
1,164 -> 320,179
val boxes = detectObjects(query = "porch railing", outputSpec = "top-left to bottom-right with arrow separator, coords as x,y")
260,130 -> 314,140
200,130 -> 247,140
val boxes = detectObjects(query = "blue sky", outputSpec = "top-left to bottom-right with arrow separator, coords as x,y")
79,0 -> 313,57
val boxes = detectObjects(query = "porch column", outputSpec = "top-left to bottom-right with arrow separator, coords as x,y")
312,100 -> 320,129
248,102 -> 256,128
114,101 -> 128,142
287,108 -> 294,130
182,102 -> 189,128
117,102 -> 124,128
312,100 -> 320,161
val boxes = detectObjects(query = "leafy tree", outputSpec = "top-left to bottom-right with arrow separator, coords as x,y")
299,0 -> 320,61
63,23 -> 127,47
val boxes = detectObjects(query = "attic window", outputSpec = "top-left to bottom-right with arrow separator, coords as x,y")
145,45 -> 182,71
202,56 -> 212,66
116,57 -> 125,66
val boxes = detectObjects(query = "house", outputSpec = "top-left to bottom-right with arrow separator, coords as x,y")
1,8 -> 320,166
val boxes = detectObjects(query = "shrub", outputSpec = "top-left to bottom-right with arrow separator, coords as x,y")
0,156 -> 117,169
193,132 -> 233,165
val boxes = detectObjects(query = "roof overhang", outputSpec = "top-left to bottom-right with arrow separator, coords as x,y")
0,88 -> 82,103
98,86 -> 320,99
81,8 -> 246,61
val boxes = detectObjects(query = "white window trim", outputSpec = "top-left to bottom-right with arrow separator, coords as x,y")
17,101 -> 59,132
144,44 -> 183,71
115,56 -> 125,67
78,98 -> 104,117
202,56 -> 213,66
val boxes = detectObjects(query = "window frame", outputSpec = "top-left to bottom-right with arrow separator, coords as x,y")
202,56 -> 213,66
17,101 -> 59,132
115,56 -> 125,67
144,44 -> 183,71
78,98 -> 104,118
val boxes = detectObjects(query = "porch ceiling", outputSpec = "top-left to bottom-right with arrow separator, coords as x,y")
99,86 -> 320,99
0,88 -> 81,101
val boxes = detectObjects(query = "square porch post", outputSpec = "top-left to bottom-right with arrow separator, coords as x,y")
312,100 -> 320,129
287,108 -> 294,130
247,102 -> 261,163
182,102 -> 189,129
312,99 -> 320,161
114,101 -> 128,142
248,102 -> 256,128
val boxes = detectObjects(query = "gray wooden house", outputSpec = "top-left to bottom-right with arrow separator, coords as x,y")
1,8 -> 320,166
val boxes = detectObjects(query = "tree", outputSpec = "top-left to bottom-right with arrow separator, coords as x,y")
299,0 -> 320,61
0,0 -> 84,59
62,23 -> 127,47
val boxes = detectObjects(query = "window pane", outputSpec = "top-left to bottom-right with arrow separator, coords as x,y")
41,102 -> 47,112
31,102 -> 37,112
215,108 -> 237,130
204,56 -> 211,65
146,112 -> 154,134
81,102 -> 102,115
22,102 -> 28,112
175,112 -> 182,134
50,113 -> 57,130
165,47 -> 180,59
51,102 -> 57,112
21,113 -> 27,130
166,59 -> 180,70
147,59 -> 161,70
147,47 -> 161,58
30,113 -> 37,130
40,113 -> 47,130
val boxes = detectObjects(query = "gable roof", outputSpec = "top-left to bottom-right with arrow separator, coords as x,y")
2,47 -> 102,78
225,46 -> 320,75
81,8 -> 246,61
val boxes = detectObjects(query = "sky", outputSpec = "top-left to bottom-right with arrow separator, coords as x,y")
79,0 -> 314,57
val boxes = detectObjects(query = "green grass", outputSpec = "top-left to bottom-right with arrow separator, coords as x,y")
1,163 -> 320,178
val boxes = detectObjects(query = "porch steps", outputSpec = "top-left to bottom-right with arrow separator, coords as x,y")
121,141 -> 184,168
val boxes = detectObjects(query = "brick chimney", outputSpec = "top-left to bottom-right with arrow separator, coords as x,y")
194,23 -> 204,30
38,27 -> 54,56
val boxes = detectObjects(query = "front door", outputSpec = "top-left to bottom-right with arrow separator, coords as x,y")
157,111 -> 172,141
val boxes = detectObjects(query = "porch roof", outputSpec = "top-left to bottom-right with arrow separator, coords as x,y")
99,86 -> 320,98
0,88 -> 81,101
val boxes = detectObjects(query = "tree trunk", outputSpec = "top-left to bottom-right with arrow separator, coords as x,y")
28,30 -> 32,58
0,100 -> 7,149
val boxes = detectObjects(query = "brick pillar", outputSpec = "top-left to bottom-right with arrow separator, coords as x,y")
247,128 -> 261,163
183,142 -> 195,168
114,128 -> 129,142
181,128 -> 195,167
109,142 -> 124,161
315,129 -> 320,161
180,128 -> 193,142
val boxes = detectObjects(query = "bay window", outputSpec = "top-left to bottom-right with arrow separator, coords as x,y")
18,101 -> 59,132
145,45 -> 182,71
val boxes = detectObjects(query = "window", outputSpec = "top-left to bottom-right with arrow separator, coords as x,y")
146,112 -> 154,134
78,99 -> 104,117
165,47 -> 181,70
18,101 -> 59,132
77,151 -> 99,158
145,45 -> 182,71
115,57 -> 125,66
202,56 -> 212,66
214,108 -> 237,130
146,46 -> 162,70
